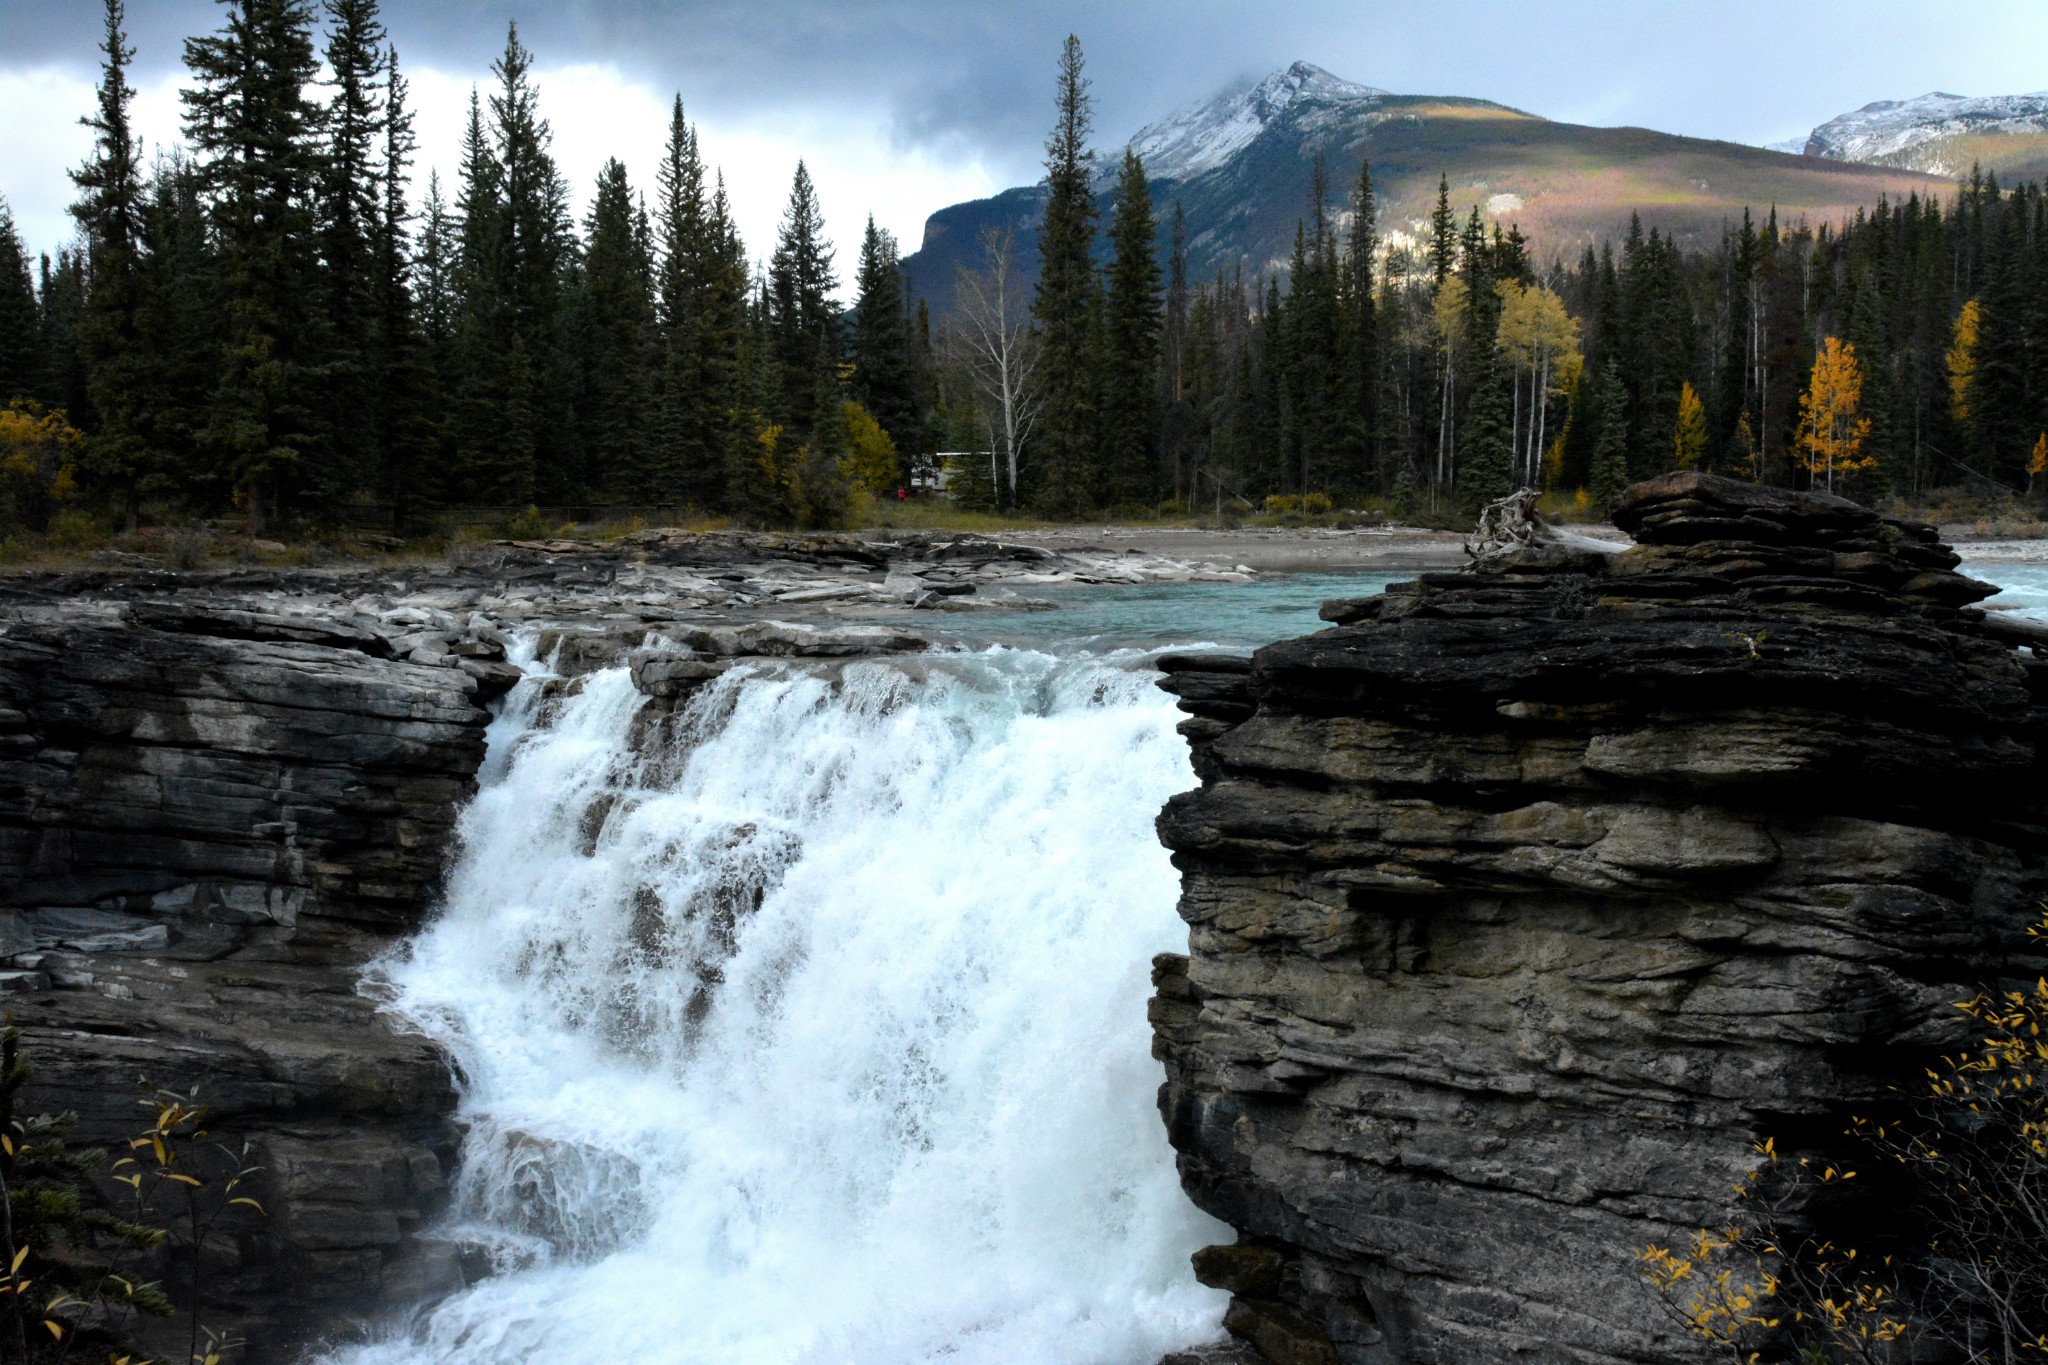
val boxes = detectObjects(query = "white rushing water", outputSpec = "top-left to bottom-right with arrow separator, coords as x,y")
350,642 -> 1228,1365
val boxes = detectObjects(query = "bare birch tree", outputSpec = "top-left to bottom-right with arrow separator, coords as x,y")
951,226 -> 1043,507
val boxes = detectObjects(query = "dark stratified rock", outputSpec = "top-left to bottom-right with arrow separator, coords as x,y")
1151,474 -> 2048,1365
0,609 -> 494,1357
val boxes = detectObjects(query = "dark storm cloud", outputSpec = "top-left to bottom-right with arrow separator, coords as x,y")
11,0 -> 2048,176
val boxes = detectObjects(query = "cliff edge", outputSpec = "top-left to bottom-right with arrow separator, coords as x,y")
1152,473 -> 2048,1364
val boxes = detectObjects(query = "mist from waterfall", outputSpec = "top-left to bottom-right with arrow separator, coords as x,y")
349,643 -> 1228,1364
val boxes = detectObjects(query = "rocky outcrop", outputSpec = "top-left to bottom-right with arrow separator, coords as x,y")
0,598 -> 499,1356
0,539 -> 968,1357
1152,473 -> 2048,1365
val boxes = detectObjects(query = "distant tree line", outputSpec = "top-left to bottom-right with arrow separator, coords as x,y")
0,0 -> 935,534
940,38 -> 2048,518
5,13 -> 2047,534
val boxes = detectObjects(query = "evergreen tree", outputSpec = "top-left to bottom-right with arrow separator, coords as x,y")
1588,361 -> 1632,505
181,0 -> 328,529
1100,148 -> 1162,508
448,27 -> 575,505
316,0 -> 391,502
1428,174 -> 1456,286
1346,157 -> 1380,487
70,0 -> 149,524
1031,34 -> 1100,517
0,204 -> 39,404
765,161 -> 838,437
848,216 -> 915,468
652,99 -> 720,506
1458,345 -> 1513,510
370,46 -> 432,522
579,158 -> 657,498
128,153 -> 218,511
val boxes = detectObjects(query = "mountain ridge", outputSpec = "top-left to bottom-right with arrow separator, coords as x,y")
903,62 -> 1942,315
1786,89 -> 2048,178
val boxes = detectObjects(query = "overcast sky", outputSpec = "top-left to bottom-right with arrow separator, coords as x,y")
5,0 -> 2047,286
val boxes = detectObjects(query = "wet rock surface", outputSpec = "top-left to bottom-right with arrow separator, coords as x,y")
1153,473 -> 2048,1365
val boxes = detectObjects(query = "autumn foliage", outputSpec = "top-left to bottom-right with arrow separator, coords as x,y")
1795,337 -> 1875,492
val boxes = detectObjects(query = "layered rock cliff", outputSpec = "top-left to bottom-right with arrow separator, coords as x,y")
0,598 -> 496,1355
1152,474 -> 2048,1364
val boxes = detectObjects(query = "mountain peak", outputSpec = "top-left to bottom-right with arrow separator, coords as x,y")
1801,90 -> 2048,167
1125,61 -> 1388,183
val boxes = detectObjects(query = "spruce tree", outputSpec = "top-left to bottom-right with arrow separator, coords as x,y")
129,154 -> 219,511
0,203 -> 38,404
70,0 -> 149,524
370,46 -> 433,522
1458,345 -> 1513,511
1160,200 -> 1196,505
486,23 -> 576,502
1346,158 -> 1380,487
35,252 -> 89,428
1031,35 -> 1100,517
849,216 -> 915,466
653,97 -> 720,505
765,161 -> 838,438
580,158 -> 658,498
181,0 -> 328,529
1428,174 -> 1456,286
317,0 -> 391,502
1100,148 -> 1162,508
1588,361 -> 1632,506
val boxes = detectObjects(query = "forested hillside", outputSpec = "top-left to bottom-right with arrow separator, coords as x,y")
2,9 -> 2043,535
0,0 -> 937,535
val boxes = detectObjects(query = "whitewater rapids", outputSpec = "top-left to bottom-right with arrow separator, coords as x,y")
348,643 -> 1229,1364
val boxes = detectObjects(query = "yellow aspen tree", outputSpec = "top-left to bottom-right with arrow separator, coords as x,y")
2031,434 -> 2047,478
1673,383 -> 1706,470
1946,299 -> 1981,428
1795,337 -> 1874,492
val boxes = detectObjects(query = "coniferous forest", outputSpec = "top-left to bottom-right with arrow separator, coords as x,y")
4,5 -> 2048,536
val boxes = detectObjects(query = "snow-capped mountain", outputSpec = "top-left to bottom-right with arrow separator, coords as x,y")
1122,61 -> 1388,183
1797,92 -> 2048,173
903,64 -> 1942,316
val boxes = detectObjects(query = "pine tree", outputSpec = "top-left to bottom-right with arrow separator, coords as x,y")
1428,174 -> 1456,287
1346,157 -> 1380,487
579,158 -> 658,498
1031,34 -> 1100,517
487,23 -> 576,501
181,0 -> 328,529
652,97 -> 719,506
1100,148 -> 1162,508
0,204 -> 39,404
1458,345 -> 1513,511
316,0 -> 391,502
1588,361 -> 1632,506
370,45 -> 433,522
70,0 -> 149,524
766,161 -> 838,437
447,27 -> 575,505
848,216 -> 915,469
129,153 -> 221,512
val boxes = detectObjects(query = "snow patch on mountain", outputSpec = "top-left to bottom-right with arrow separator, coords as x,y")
1802,91 -> 2048,164
1122,61 -> 1387,184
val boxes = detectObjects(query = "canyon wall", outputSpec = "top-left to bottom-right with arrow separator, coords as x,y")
1153,474 -> 2048,1365
0,594 -> 504,1354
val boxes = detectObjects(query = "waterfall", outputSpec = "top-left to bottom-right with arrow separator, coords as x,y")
350,643 -> 1228,1364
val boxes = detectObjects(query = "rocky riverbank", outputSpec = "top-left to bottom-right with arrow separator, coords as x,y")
1152,473 -> 2048,1364
0,528 -> 1279,1357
